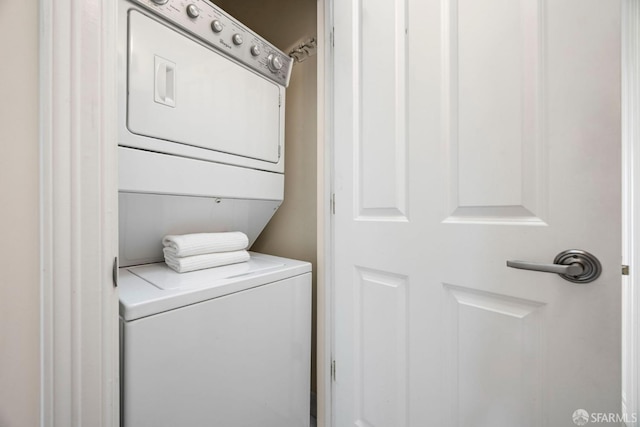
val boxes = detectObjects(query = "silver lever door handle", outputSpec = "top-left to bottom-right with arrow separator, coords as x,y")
506,249 -> 602,283
506,260 -> 584,276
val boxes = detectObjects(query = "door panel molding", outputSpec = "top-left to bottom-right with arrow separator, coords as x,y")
442,0 -> 548,225
354,267 -> 408,427
443,284 -> 544,427
354,0 -> 409,221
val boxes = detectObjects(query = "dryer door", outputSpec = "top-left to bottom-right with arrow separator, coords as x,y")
127,10 -> 282,164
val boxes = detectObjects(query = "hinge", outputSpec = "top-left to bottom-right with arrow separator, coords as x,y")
331,360 -> 336,381
112,257 -> 119,287
331,193 -> 336,214
331,27 -> 335,47
622,265 -> 629,276
278,145 -> 282,158
279,94 -> 282,107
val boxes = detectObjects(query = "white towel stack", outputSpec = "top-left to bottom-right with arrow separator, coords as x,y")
162,232 -> 250,273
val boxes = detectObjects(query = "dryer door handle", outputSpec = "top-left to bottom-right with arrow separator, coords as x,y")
154,56 -> 176,107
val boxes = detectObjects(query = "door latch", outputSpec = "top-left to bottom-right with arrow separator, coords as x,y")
112,257 -> 119,287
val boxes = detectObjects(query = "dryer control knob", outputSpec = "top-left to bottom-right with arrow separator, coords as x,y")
267,54 -> 283,72
250,45 -> 261,56
211,20 -> 223,33
232,34 -> 244,45
186,4 -> 200,18
151,0 -> 169,4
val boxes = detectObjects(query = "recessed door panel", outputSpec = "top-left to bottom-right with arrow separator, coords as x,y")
354,267 -> 408,427
444,284 -> 544,427
356,0 -> 408,220
444,0 -> 546,224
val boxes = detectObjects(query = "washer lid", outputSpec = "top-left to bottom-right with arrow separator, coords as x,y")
132,256 -> 284,290
119,252 -> 311,321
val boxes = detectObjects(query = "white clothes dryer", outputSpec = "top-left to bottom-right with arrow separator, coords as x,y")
117,0 -> 294,267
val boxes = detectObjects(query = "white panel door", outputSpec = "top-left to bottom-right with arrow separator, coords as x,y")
332,0 -> 621,426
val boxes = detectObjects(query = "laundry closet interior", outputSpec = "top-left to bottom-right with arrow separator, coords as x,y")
116,0 -> 320,425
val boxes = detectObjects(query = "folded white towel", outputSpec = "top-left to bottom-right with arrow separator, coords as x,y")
162,232 -> 249,257
164,250 -> 250,273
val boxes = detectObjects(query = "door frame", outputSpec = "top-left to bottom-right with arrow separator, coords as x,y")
317,0 -> 334,426
622,0 -> 640,423
39,0 -> 119,426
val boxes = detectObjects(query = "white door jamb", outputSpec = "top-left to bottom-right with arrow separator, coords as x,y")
318,0 -> 334,425
623,1 -> 640,424
39,0 -> 119,426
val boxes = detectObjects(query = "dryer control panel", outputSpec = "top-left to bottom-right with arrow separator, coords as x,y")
129,0 -> 293,87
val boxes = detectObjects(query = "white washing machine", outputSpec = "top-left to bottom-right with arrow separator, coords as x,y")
119,253 -> 311,426
116,1 -> 310,426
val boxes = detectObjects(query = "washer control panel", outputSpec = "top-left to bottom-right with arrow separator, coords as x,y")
130,0 -> 293,87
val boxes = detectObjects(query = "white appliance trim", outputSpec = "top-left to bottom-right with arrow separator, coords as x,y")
119,147 -> 284,200
39,0 -> 119,426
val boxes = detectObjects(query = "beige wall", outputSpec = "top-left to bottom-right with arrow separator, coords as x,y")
253,55 -> 318,391
214,0 -> 319,394
0,1 -> 41,426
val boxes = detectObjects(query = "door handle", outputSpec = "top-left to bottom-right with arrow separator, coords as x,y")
506,249 -> 602,283
506,260 -> 584,275
154,56 -> 176,107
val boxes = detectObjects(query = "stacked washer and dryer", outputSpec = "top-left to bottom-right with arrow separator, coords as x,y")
117,0 -> 311,426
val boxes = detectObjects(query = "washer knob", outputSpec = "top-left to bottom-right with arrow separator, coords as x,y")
250,45 -> 261,56
186,4 -> 199,18
151,0 -> 169,4
232,34 -> 244,45
211,20 -> 223,33
267,53 -> 284,72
